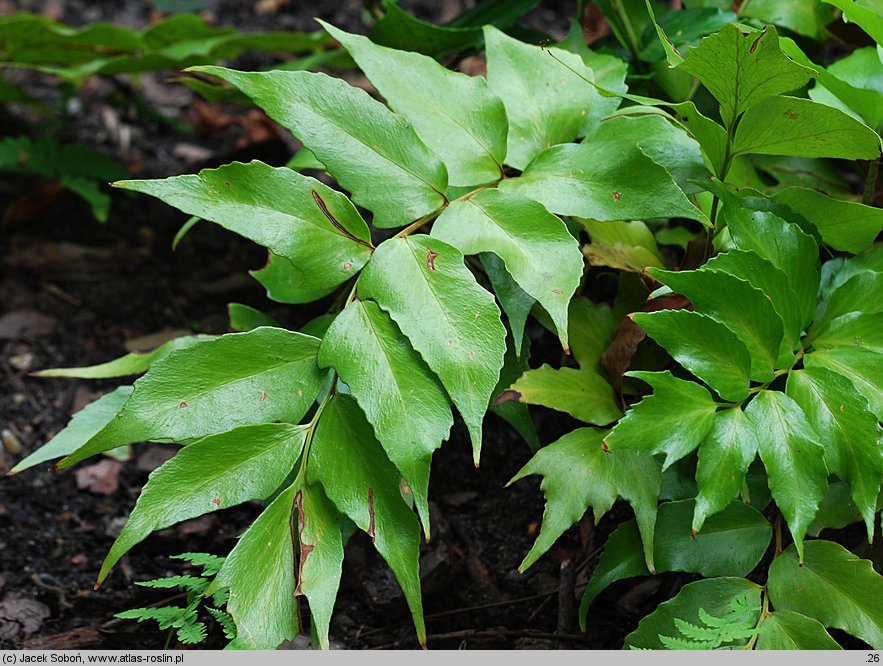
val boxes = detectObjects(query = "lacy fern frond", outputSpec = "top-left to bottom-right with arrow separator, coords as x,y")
659,594 -> 761,650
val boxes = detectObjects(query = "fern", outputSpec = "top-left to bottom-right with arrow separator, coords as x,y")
659,594 -> 760,650
206,607 -> 237,640
135,574 -> 210,593
171,552 -> 225,576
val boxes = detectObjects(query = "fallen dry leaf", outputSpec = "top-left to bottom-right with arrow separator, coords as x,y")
74,459 -> 122,495
0,595 -> 51,640
0,310 -> 57,340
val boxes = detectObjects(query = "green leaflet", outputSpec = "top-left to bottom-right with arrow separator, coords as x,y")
787,368 -> 882,541
773,187 -> 883,255
484,26 -> 600,170
823,0 -> 883,43
820,245 -> 883,297
115,162 -> 373,294
632,310 -> 752,402
507,365 -> 623,426
805,345 -> 883,420
481,252 -> 534,353
34,336 -> 205,378
489,332 -> 539,452
701,250 -> 802,355
581,500 -> 770,624
500,142 -> 707,225
746,390 -> 828,562
191,66 -> 447,228
650,267 -> 785,381
756,611 -> 842,650
604,370 -> 717,470
624,577 -> 763,649
693,407 -> 759,532
251,253 -> 338,305
322,22 -> 505,187
432,189 -> 583,350
579,219 -> 663,265
57,328 -> 324,468
678,23 -> 813,126
228,304 -> 280,332
738,0 -> 834,39
812,271 -> 883,334
768,539 -> 883,648
357,235 -> 506,464
806,46 -> 883,130
99,424 -> 307,585
811,312 -> 883,353
732,96 -> 882,160
318,299 -> 453,535
567,297 -> 619,373
215,483 -> 299,649
295,483 -> 343,651
509,427 -> 660,573
309,395 -> 425,647
11,386 -> 132,474
722,205 -> 820,328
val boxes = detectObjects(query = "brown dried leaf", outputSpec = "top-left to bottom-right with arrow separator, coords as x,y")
74,459 -> 122,495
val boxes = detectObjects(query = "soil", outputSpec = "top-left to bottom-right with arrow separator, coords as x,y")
1,0 -> 869,653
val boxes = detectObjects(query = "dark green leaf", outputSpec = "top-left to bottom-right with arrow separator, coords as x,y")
756,611 -> 842,650
191,67 -> 447,228
481,252 -> 534,353
310,395 -> 425,647
823,0 -> 883,43
768,539 -> 883,648
804,345 -> 883,420
813,271 -> 883,335
568,297 -> 619,372
746,390 -> 827,561
811,312 -> 883,353
228,304 -> 280,332
739,0 -> 834,38
510,427 -> 661,573
489,332 -> 539,452
358,235 -> 506,464
251,253 -> 338,305
632,310 -> 752,402
605,370 -> 716,469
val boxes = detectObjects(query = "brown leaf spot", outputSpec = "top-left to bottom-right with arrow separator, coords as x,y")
470,351 -> 476,360
212,498 -> 221,507
294,491 -> 315,596
367,488 -> 376,541
601,441 -> 610,453
426,246 -> 438,271
691,528 -> 698,540
179,400 -> 188,409
491,389 -> 521,406
612,191 -> 621,201
447,340 -> 453,348
749,32 -> 762,53
551,289 -> 564,295
260,391 -> 267,402
224,181 -> 231,188
784,109 -> 799,120
343,262 -> 353,271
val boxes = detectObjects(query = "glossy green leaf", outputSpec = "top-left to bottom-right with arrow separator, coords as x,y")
581,500 -> 770,620
813,272 -> 883,334
510,427 -> 661,573
824,0 -> 883,43
310,395 -> 425,646
746,390 -> 827,561
227,304 -> 280,332
786,368 -> 882,541
501,142 -> 707,224
805,345 -> 883,420
640,5 -> 736,64
653,267 -> 784,381
820,245 -> 883,296
116,162 -> 373,293
11,386 -> 132,474
568,297 -> 619,372
57,329 -> 324,468
768,539 -> 883,648
358,235 -> 506,464
774,187 -> 883,254
100,423 -> 307,584
322,23 -> 504,186
678,24 -> 812,126
590,113 -> 709,194
694,407 -> 759,532
215,483 -> 298,649
722,206 -> 820,328
757,611 -> 841,650
632,310 -> 752,402
801,44 -> 883,130
191,67 -> 447,228
701,250 -> 803,354
432,189 -> 582,350
318,299 -> 452,535
624,577 -> 763,649
489,332 -> 539,452
811,312 -> 883,353
295,483 -> 343,650
808,480 -> 871,536
251,253 -> 338,305
484,26 -> 600,169
604,370 -> 716,469
34,336 -> 205,378
481,252 -> 534,353
733,96 -> 882,160
507,365 -> 622,426
739,0 -> 834,38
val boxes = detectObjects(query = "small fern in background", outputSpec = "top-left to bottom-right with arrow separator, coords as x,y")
115,553 -> 235,647
659,595 -> 760,650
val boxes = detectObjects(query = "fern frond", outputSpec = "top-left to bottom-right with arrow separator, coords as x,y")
136,575 -> 209,593
207,607 -> 237,640
659,634 -> 718,650
171,552 -> 226,576
176,621 -> 208,644
115,606 -> 196,631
